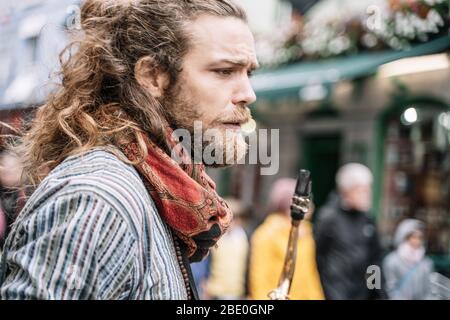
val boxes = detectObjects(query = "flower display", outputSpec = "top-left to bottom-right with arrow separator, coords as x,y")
257,0 -> 449,67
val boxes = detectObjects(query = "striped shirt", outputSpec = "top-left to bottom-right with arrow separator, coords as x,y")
0,148 -> 187,299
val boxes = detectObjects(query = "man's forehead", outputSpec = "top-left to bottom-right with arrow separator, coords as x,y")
186,15 -> 258,67
208,46 -> 259,69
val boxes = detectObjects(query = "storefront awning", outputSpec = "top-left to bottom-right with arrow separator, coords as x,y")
251,36 -> 450,100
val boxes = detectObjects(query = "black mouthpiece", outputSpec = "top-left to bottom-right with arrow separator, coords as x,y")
295,170 -> 311,197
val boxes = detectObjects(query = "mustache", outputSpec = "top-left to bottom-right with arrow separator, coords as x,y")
214,106 -> 252,125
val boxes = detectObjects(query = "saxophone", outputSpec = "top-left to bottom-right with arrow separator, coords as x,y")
268,170 -> 312,300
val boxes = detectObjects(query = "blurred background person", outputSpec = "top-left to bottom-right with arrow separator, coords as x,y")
314,163 -> 384,300
383,219 -> 434,300
0,150 -> 24,247
190,254 -> 211,300
249,178 -> 324,300
204,198 -> 249,300
0,200 -> 6,246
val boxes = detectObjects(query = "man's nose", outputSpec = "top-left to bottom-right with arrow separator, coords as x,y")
232,77 -> 257,107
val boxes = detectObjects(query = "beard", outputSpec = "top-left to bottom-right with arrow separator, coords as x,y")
162,82 -> 251,168
200,125 -> 249,168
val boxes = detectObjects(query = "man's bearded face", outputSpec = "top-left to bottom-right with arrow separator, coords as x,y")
162,15 -> 258,167
163,80 -> 252,167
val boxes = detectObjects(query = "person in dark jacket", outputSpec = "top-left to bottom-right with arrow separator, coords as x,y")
0,151 -> 24,247
314,163 -> 384,300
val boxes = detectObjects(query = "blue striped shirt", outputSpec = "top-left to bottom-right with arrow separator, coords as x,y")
0,148 -> 187,299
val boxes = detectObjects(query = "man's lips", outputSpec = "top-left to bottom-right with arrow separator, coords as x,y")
220,118 -> 249,128
221,122 -> 243,130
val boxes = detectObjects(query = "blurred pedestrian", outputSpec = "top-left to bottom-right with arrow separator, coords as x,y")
383,219 -> 434,299
314,163 -> 384,300
0,151 -> 25,247
0,207 -> 5,247
191,254 -> 211,300
249,178 -> 324,300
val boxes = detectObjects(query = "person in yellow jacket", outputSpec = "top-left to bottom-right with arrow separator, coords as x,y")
249,178 -> 324,300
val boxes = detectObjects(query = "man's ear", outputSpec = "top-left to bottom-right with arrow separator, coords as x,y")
134,56 -> 170,98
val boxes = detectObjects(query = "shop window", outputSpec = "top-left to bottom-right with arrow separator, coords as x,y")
380,103 -> 450,255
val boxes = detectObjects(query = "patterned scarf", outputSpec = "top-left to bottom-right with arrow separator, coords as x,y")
121,130 -> 233,258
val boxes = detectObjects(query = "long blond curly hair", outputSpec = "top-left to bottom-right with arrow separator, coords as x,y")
15,0 -> 246,186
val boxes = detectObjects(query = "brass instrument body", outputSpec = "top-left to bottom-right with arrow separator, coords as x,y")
268,171 -> 312,300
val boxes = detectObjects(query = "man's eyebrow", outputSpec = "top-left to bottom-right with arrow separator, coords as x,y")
211,58 -> 260,70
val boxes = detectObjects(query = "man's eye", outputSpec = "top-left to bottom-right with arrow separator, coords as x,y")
214,69 -> 234,76
247,70 -> 254,78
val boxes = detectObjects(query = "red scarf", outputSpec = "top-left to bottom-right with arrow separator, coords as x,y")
121,130 -> 233,258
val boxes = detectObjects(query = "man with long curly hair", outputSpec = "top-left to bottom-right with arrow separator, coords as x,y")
0,0 -> 258,300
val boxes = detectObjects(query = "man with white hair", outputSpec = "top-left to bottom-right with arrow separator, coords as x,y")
314,163 -> 384,300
